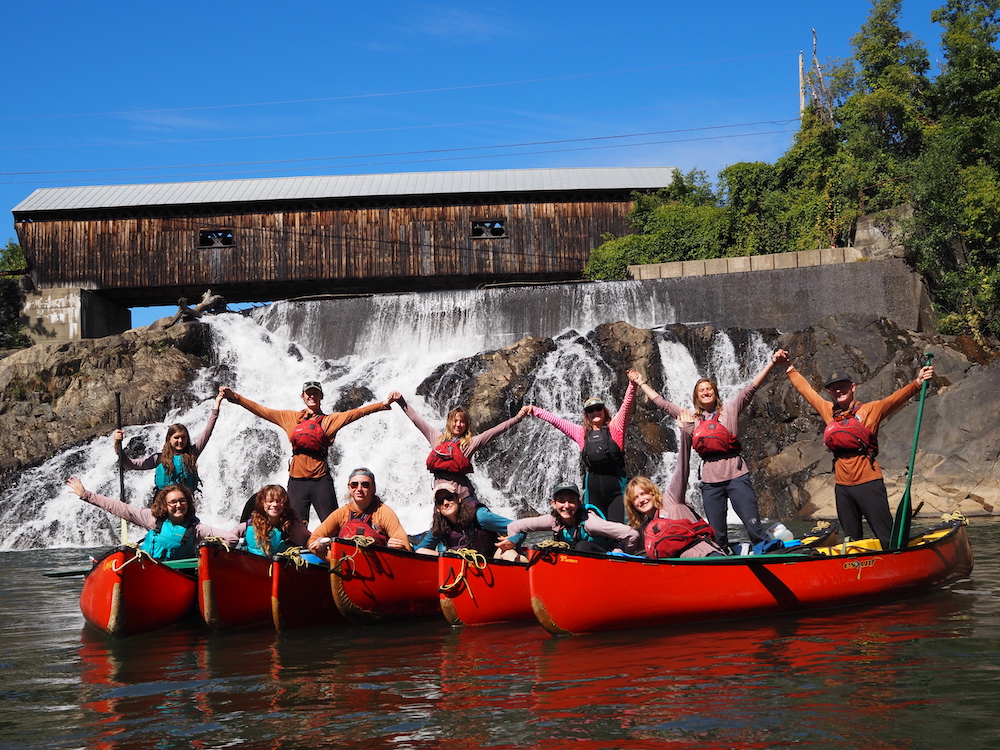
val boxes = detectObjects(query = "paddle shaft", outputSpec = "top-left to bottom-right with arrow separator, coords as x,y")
115,392 -> 127,544
890,353 -> 933,549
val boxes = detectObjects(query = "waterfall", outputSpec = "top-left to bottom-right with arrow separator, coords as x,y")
0,285 -> 773,551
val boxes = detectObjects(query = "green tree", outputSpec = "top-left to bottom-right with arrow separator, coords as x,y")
0,240 -> 30,349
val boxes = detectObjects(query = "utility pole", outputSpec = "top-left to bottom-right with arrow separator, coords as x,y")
799,50 -> 805,112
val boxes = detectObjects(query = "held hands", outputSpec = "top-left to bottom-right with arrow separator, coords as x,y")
66,476 -> 86,497
771,349 -> 790,366
917,365 -> 934,384
214,391 -> 226,409
384,390 -> 403,407
218,386 -> 237,402
517,405 -> 533,418
626,370 -> 646,386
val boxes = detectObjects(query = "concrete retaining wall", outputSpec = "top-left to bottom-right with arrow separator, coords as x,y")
21,289 -> 131,343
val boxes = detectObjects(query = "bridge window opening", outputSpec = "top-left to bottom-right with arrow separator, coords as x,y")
198,229 -> 235,248
472,220 -> 506,239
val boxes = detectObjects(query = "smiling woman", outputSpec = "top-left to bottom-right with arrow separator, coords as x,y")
64,476 -> 237,560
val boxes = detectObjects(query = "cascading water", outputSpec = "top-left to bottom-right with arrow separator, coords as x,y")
0,285 -> 773,552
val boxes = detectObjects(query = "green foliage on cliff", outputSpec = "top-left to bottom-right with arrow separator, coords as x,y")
1,240 -> 30,350
587,0 -> 1000,342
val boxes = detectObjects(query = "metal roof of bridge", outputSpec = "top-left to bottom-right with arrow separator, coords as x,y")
12,167 -> 680,213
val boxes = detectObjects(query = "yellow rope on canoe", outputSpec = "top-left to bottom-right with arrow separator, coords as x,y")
203,536 -> 231,551
332,535 -> 378,574
536,540 -> 571,550
110,545 -> 154,572
438,548 -> 488,597
941,512 -> 968,525
275,546 -> 311,569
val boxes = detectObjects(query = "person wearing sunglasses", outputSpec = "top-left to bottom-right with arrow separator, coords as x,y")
414,480 -> 517,559
219,382 -> 400,525
307,468 -> 410,555
630,351 -> 787,551
780,355 -> 934,550
526,375 -> 638,524
394,396 -> 531,504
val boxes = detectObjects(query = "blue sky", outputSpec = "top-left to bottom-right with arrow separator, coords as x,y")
4,0 -> 945,326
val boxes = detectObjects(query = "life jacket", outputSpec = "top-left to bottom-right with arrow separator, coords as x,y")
440,500 -> 497,556
245,525 -> 290,557
140,516 -> 198,560
154,455 -> 197,490
426,439 -> 473,474
555,507 -> 613,551
692,412 -> 742,459
643,517 -> 716,559
582,425 -> 624,471
823,402 -> 878,465
291,416 -> 327,458
338,505 -> 389,546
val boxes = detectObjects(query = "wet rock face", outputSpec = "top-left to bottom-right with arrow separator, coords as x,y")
0,322 -> 212,478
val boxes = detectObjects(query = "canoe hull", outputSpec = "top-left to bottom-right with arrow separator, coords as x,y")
438,554 -> 533,626
272,552 -> 343,631
80,547 -> 197,639
528,522 -> 974,635
198,544 -> 272,630
329,539 -> 440,624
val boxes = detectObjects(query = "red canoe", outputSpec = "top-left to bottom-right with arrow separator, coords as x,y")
198,543 -> 272,630
438,553 -> 533,626
329,539 -> 440,624
198,543 -> 341,630
272,550 -> 343,631
80,546 -> 198,638
527,520 -> 974,635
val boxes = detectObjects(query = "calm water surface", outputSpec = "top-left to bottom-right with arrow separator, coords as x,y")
3,519 -> 1000,750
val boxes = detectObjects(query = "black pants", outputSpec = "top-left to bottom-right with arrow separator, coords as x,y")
835,479 -> 893,549
288,475 -> 338,525
584,470 -> 626,523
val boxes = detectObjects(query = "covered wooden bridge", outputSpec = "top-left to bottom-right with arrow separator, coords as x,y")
12,166 -> 676,339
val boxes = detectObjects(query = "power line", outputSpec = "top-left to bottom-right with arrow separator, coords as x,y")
1,118 -> 800,177
1,127 -> 799,186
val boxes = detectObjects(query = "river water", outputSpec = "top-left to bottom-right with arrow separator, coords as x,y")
2,517 -> 998,750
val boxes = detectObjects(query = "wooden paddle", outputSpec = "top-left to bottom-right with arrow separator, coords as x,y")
115,392 -> 128,544
890,353 -> 933,550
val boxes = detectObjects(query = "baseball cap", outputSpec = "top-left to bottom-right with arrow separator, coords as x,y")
302,380 -> 324,395
824,370 -> 855,388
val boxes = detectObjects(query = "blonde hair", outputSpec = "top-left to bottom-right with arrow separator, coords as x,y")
692,378 -> 724,417
624,476 -> 663,528
441,406 -> 475,450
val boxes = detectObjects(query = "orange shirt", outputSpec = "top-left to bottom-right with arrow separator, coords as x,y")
232,394 -> 388,479
308,500 -> 412,552
787,368 -> 920,486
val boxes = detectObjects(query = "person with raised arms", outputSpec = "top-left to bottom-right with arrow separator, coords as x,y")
623,409 -> 726,559
497,481 -> 639,555
395,397 -> 531,502
526,376 -> 638,524
230,484 -> 310,557
65,476 -> 237,560
219,382 -> 399,524
630,352 -> 786,551
307,468 -> 411,556
113,390 -> 226,493
779,354 -> 934,550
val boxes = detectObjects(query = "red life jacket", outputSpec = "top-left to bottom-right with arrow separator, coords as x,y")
338,507 -> 389,546
692,413 -> 742,458
644,517 -> 716,559
426,439 -> 473,474
823,402 -> 878,462
291,416 -> 327,456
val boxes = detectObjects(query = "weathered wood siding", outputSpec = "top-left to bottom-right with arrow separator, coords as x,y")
15,195 -> 634,305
